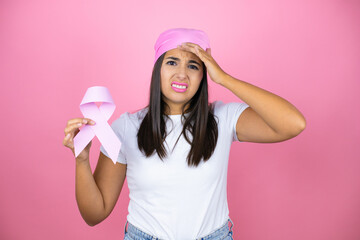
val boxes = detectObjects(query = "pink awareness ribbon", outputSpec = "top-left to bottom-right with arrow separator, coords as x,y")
73,86 -> 121,164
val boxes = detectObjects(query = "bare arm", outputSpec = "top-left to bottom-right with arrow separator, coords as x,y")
175,43 -> 306,142
220,74 -> 306,142
63,118 -> 127,226
75,153 -> 126,226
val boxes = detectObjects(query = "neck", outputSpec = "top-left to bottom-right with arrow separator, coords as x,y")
164,103 -> 190,115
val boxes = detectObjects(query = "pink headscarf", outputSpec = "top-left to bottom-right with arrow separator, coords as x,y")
154,28 -> 210,64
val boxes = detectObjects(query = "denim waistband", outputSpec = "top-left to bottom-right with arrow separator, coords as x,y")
124,218 -> 233,240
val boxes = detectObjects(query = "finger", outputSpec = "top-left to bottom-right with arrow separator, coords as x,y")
182,42 -> 210,59
63,133 -> 74,148
64,123 -> 84,139
67,118 -> 96,125
178,43 -> 199,54
82,118 -> 96,125
63,134 -> 70,145
65,118 -> 96,134
178,44 -> 207,63
185,43 -> 212,63
182,42 -> 205,51
67,118 -> 85,125
62,134 -> 69,146
206,48 -> 211,55
64,122 -> 84,135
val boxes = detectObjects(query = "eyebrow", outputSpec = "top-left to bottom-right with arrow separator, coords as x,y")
165,57 -> 201,66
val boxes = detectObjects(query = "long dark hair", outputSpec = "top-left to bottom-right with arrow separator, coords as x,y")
137,52 -> 218,167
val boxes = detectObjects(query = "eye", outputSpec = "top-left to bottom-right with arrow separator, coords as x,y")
189,65 -> 199,70
166,61 -> 199,70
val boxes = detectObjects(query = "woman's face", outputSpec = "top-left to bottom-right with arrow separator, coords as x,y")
160,48 -> 204,115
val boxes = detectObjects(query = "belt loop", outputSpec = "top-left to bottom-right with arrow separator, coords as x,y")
124,220 -> 128,234
228,218 -> 234,231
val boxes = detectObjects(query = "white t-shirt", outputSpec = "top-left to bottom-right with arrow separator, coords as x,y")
100,100 -> 249,239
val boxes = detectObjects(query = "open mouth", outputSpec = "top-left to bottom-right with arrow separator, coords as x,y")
171,82 -> 188,92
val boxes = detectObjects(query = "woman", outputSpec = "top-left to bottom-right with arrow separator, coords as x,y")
63,28 -> 306,240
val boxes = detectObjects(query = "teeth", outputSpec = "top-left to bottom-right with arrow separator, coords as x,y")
172,84 -> 187,89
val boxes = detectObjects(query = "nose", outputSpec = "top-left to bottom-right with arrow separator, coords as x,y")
176,63 -> 188,79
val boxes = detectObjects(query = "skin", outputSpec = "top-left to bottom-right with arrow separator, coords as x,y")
63,118 -> 126,226
160,48 -> 204,115
177,42 -> 306,142
62,42 -> 306,226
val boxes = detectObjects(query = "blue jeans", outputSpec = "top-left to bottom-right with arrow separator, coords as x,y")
124,218 -> 234,240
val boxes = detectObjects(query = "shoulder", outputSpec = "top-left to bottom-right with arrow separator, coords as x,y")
111,107 -> 148,128
128,107 -> 148,123
211,100 -> 235,113
211,100 -> 249,116
211,100 -> 250,127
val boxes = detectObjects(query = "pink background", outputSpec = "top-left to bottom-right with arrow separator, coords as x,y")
1,0 -> 359,239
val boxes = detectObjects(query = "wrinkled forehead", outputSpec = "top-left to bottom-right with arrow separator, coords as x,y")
164,48 -> 201,62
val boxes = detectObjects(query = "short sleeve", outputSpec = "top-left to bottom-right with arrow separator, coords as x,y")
100,112 -> 128,164
213,100 -> 250,142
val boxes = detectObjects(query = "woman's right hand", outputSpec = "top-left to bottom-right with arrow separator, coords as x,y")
63,118 -> 96,162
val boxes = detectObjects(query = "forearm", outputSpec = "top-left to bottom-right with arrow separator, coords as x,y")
220,74 -> 306,136
75,159 -> 106,226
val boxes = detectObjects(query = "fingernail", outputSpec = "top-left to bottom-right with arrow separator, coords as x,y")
66,133 -> 70,138
82,119 -> 87,124
77,123 -> 82,126
90,120 -> 96,125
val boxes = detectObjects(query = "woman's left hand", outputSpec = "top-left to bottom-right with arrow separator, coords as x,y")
177,42 -> 227,85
